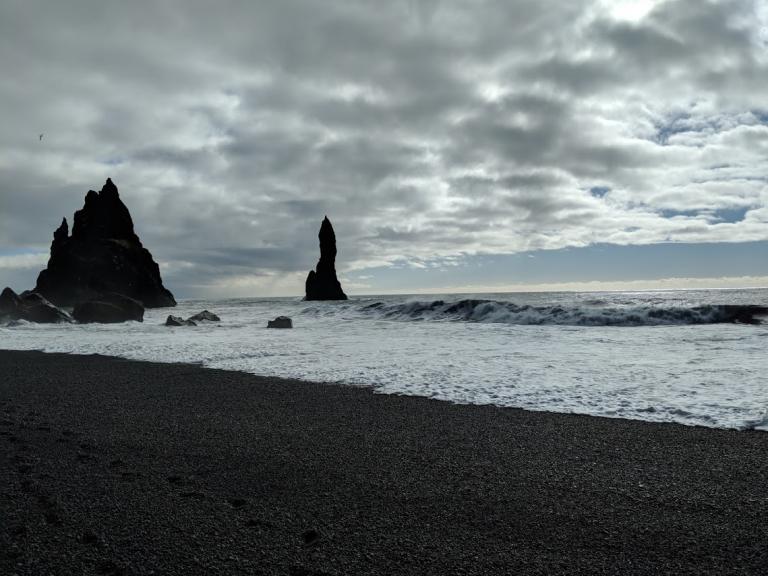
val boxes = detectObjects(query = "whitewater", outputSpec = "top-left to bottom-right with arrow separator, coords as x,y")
1,289 -> 767,431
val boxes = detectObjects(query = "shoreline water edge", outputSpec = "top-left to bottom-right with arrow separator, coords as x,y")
2,349 -> 768,575
2,289 -> 767,431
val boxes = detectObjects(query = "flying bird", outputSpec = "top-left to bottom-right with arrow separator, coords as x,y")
39,134 -> 43,141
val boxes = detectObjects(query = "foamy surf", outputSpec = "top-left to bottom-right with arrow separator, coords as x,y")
2,288 -> 767,431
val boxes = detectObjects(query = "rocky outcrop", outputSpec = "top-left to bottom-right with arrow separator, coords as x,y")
163,311 -> 219,327
305,216 -> 347,301
0,287 -> 21,318
165,315 -> 196,327
19,292 -> 73,323
189,310 -> 220,322
0,287 -> 72,323
267,316 -> 292,328
73,293 -> 144,324
33,178 -> 176,308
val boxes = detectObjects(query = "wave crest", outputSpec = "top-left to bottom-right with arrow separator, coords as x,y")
357,299 -> 768,326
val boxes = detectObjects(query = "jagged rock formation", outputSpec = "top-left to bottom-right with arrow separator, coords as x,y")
73,293 -> 145,324
0,287 -> 72,324
305,216 -> 347,301
188,310 -> 220,322
0,287 -> 21,317
267,316 -> 293,328
34,178 -> 176,308
163,310 -> 220,327
165,315 -> 196,327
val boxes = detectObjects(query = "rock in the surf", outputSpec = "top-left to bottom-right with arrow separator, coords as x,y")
1,287 -> 72,323
17,292 -> 72,324
73,293 -> 144,323
267,316 -> 293,328
304,216 -> 347,301
0,287 -> 22,318
33,178 -> 176,309
165,315 -> 197,327
189,310 -> 220,322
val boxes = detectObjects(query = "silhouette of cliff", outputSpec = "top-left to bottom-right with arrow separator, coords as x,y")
34,178 -> 176,308
305,216 -> 347,301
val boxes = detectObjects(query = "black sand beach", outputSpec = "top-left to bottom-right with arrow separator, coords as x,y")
1,350 -> 767,575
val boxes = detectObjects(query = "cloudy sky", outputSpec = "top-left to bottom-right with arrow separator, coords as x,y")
1,0 -> 767,297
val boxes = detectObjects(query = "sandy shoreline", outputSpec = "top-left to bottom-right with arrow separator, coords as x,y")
1,350 -> 767,575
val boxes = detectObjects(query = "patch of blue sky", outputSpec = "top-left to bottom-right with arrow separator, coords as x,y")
652,112 -> 693,145
0,247 -> 48,256
711,207 -> 751,223
350,242 -> 768,292
751,109 -> 768,124
657,209 -> 699,219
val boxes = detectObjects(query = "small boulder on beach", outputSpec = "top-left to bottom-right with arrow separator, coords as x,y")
165,315 -> 197,327
267,316 -> 292,328
188,310 -> 220,322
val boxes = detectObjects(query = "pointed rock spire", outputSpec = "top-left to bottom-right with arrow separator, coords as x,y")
33,178 -> 175,308
71,178 -> 139,243
305,216 -> 347,300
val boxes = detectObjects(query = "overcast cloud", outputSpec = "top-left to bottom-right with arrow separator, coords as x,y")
1,0 -> 767,296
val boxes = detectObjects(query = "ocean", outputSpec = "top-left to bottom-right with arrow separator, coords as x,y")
2,289 -> 767,430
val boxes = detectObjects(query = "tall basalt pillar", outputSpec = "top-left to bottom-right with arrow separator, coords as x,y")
305,216 -> 347,301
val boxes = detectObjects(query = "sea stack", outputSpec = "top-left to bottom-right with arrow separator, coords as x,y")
305,216 -> 347,301
34,178 -> 176,308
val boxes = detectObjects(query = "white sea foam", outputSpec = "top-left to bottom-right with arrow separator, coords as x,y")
1,289 -> 767,430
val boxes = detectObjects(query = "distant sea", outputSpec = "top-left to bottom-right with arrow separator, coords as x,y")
2,289 -> 767,430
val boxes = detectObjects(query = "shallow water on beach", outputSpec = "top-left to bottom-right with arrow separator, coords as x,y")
2,289 -> 767,430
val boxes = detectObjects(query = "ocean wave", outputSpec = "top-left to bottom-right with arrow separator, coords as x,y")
355,299 -> 768,326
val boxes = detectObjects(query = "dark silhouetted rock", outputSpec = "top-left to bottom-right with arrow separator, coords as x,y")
73,293 -> 144,323
267,316 -> 293,328
305,216 -> 347,301
0,287 -> 22,318
34,178 -> 176,308
1,287 -> 71,323
189,310 -> 220,322
17,292 -> 72,324
165,315 -> 196,327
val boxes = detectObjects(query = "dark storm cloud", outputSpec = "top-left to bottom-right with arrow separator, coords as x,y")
0,0 -> 767,295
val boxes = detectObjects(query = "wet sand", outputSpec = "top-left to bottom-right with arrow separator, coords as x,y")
1,349 -> 767,575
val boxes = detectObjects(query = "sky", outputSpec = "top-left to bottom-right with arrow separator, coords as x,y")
1,0 -> 767,297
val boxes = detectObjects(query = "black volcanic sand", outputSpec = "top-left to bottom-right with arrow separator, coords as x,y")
1,351 -> 767,575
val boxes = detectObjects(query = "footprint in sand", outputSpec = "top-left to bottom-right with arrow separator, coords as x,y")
120,471 -> 141,482
302,529 -> 321,546
81,529 -> 103,546
289,566 -> 333,576
179,491 -> 206,500
95,559 -> 126,575
227,497 -> 248,509
166,475 -> 184,486
25,485 -> 65,527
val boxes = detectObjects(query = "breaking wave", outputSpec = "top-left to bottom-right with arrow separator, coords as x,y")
355,299 -> 768,327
